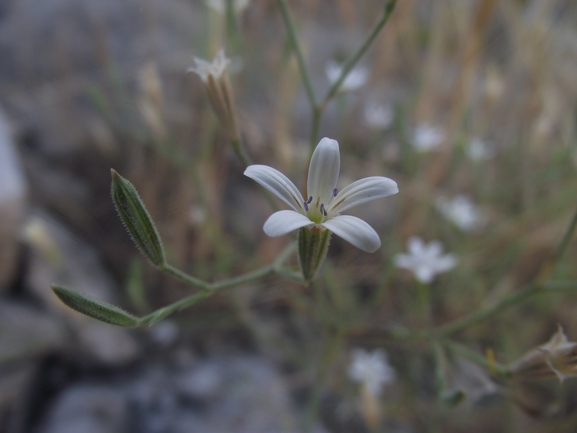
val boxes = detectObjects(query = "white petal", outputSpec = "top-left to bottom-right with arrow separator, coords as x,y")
307,138 -> 340,205
263,210 -> 312,237
393,254 -> 414,270
415,267 -> 435,284
433,254 -> 458,273
322,215 -> 381,253
244,165 -> 305,212
329,176 -> 398,214
407,236 -> 425,255
427,240 -> 443,256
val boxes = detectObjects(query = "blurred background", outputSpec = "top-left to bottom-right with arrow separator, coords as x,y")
1,0 -> 577,432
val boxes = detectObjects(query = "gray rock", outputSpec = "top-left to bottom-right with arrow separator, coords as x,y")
0,301 -> 65,364
0,103 -> 27,292
0,362 -> 39,433
38,386 -> 129,433
23,211 -> 140,367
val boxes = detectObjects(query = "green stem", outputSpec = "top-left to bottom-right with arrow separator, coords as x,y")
309,105 -> 323,156
230,137 -> 252,167
442,339 -> 511,378
304,328 -> 343,432
276,0 -> 317,109
321,1 -> 397,106
139,244 -> 297,324
553,203 -> 577,267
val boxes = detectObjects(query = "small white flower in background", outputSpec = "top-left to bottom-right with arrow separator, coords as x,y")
349,349 -> 395,397
466,138 -> 495,161
363,102 -> 393,129
436,194 -> 483,232
188,49 -> 239,140
205,0 -> 250,14
411,123 -> 445,152
244,138 -> 398,253
394,237 -> 457,284
325,61 -> 368,93
188,49 -> 230,83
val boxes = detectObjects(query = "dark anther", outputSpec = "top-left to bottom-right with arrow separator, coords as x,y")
306,196 -> 313,204
304,201 -> 309,211
320,203 -> 327,216
333,188 -> 338,197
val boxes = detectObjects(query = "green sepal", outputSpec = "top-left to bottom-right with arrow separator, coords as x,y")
52,285 -> 140,327
110,169 -> 166,267
298,226 -> 331,282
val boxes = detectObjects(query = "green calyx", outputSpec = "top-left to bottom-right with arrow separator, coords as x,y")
298,225 -> 331,282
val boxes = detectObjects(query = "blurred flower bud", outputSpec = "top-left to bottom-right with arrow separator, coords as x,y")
510,325 -> 577,383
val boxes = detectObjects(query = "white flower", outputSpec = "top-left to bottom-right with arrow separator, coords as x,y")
244,138 -> 398,253
466,138 -> 496,161
205,0 -> 250,14
325,61 -> 368,93
363,103 -> 393,129
348,349 -> 395,397
412,124 -> 444,152
394,236 -> 457,283
188,49 -> 230,83
436,194 -> 482,231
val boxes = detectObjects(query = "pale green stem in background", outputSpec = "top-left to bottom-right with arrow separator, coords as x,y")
416,280 -> 431,324
231,137 -> 252,167
320,1 -> 397,108
276,0 -> 318,109
442,339 -> 511,378
552,203 -> 577,269
139,244 -> 297,324
304,327 -> 343,433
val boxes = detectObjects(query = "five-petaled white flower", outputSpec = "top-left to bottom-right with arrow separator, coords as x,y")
411,123 -> 445,152
348,349 -> 396,397
436,194 -> 482,232
244,138 -> 398,253
325,61 -> 368,93
394,236 -> 457,283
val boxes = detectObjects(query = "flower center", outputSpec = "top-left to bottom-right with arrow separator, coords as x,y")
303,188 -> 338,224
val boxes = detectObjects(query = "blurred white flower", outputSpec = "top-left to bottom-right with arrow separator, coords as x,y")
348,349 -> 395,397
325,61 -> 368,93
188,49 -> 230,83
363,103 -> 393,129
394,236 -> 457,284
436,194 -> 482,231
205,0 -> 250,14
411,124 -> 445,152
466,138 -> 495,161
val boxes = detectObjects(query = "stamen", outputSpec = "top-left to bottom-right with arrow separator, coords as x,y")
306,196 -> 313,204
333,188 -> 338,197
320,203 -> 327,216
304,201 -> 309,211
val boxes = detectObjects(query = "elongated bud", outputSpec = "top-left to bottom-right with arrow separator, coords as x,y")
111,169 -> 166,267
298,226 -> 331,282
52,285 -> 140,327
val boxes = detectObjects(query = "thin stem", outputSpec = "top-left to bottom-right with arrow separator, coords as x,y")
276,0 -> 317,109
309,105 -> 323,156
304,328 -> 343,432
553,203 -> 577,267
230,137 -> 252,167
139,244 -> 298,324
442,339 -> 511,378
321,1 -> 397,106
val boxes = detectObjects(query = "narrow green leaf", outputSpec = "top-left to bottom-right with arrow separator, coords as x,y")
52,285 -> 140,327
110,169 -> 166,267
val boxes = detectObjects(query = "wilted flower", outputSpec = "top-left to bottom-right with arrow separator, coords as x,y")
325,61 -> 368,93
349,349 -> 396,397
205,0 -> 250,14
244,138 -> 398,280
394,236 -> 457,283
188,49 -> 239,140
363,102 -> 393,129
436,194 -> 482,232
411,124 -> 445,152
466,138 -> 495,161
510,325 -> 577,383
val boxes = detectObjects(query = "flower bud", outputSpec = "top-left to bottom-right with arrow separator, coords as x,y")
509,325 -> 577,383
